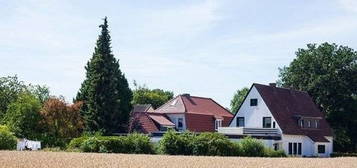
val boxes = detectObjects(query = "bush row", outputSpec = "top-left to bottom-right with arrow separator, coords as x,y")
68,131 -> 286,157
68,133 -> 155,154
330,152 -> 357,157
158,130 -> 286,157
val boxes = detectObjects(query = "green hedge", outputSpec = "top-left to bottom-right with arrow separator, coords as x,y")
159,130 -> 286,157
68,133 -> 154,154
0,125 -> 17,150
330,152 -> 357,157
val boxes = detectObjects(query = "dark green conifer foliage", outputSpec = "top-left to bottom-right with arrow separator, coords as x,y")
76,17 -> 132,134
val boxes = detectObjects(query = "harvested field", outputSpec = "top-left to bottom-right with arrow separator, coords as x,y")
0,151 -> 357,168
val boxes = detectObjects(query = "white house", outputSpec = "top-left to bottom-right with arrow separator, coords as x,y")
218,83 -> 333,157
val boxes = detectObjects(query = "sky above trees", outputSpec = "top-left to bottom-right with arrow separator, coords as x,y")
1,0 -> 357,107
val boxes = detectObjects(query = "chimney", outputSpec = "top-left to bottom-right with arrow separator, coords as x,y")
181,93 -> 190,97
269,83 -> 276,87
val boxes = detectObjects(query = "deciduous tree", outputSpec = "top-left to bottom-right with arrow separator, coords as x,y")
279,42 -> 357,152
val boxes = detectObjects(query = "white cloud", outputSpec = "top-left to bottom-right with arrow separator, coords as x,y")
338,0 -> 357,13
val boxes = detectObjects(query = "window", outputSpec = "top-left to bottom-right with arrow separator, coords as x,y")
273,143 -> 279,151
273,121 -> 276,128
299,120 -> 304,128
314,120 -> 319,128
289,142 -> 302,155
263,117 -> 272,128
236,117 -> 245,127
318,145 -> 325,154
298,143 -> 301,155
177,118 -> 183,130
215,119 -> 222,130
250,99 -> 258,106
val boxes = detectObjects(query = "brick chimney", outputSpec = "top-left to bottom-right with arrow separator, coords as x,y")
269,83 -> 276,87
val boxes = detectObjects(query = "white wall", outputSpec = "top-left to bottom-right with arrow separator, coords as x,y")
282,134 -> 314,157
166,114 -> 186,131
229,86 -> 282,133
314,136 -> 333,157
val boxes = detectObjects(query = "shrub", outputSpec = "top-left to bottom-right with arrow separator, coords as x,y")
240,137 -> 265,157
71,134 -> 154,154
125,133 -> 155,154
264,148 -> 287,157
0,125 -> 17,150
67,136 -> 90,149
330,152 -> 357,157
80,137 -> 102,152
159,130 -> 195,155
192,132 -> 240,156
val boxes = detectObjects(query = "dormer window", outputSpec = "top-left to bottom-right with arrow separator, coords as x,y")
314,120 -> 319,128
250,99 -> 258,106
299,120 -> 304,127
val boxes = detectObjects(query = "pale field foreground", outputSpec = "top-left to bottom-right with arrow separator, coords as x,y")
1,151 -> 357,168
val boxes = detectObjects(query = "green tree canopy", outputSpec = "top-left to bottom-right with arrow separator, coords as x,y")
1,93 -> 42,139
76,17 -> 132,134
0,76 -> 49,120
230,87 -> 249,114
279,42 -> 357,152
132,83 -> 174,109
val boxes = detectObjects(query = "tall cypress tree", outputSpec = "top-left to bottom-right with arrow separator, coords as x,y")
76,17 -> 132,134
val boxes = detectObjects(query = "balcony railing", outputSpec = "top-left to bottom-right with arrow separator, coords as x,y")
217,127 -> 281,136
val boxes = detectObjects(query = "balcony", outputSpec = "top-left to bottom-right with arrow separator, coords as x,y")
217,127 -> 281,137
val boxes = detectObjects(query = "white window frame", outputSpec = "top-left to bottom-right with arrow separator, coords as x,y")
215,119 -> 222,130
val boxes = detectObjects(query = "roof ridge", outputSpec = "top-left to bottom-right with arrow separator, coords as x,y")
179,95 -> 188,113
154,95 -> 180,111
253,83 -> 308,94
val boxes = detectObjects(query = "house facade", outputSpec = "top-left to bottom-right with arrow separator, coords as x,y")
130,94 -> 234,134
218,83 -> 333,157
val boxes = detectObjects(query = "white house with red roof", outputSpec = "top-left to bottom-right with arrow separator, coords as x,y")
218,83 -> 333,157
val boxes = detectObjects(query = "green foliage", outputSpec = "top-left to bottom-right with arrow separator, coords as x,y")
67,136 -> 90,149
264,148 -> 287,157
132,83 -> 174,109
2,93 -> 42,139
192,132 -> 240,156
0,76 -> 50,121
0,125 -> 17,150
330,152 -> 357,157
159,130 -> 195,155
0,76 -> 27,120
230,87 -> 249,113
159,131 -> 272,157
72,134 -> 154,154
279,43 -> 357,152
76,17 -> 132,134
239,137 -> 265,157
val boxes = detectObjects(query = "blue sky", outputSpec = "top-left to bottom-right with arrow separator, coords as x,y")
1,0 -> 357,107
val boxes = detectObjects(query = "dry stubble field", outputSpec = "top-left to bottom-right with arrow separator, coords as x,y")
0,151 -> 357,168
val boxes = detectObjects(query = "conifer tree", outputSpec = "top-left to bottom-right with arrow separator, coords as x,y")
76,17 -> 132,134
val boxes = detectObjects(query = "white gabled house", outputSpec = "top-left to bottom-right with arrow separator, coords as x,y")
218,83 -> 333,157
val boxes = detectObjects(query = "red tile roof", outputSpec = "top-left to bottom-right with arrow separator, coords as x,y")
253,83 -> 333,142
155,94 -> 233,132
129,112 -> 159,134
149,114 -> 175,126
156,95 -> 233,117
